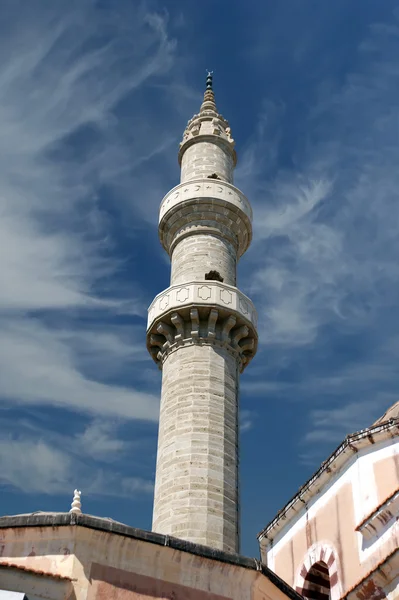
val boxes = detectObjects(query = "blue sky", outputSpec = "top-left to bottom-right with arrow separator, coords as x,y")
1,0 -> 399,558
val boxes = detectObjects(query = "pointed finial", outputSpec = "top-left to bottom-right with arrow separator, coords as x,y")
200,70 -> 216,114
206,69 -> 213,90
69,489 -> 82,514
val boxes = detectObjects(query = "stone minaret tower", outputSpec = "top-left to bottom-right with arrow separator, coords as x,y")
146,73 -> 257,553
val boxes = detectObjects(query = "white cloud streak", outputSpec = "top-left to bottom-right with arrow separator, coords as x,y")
238,9 -> 399,447
0,2 -> 177,422
0,416 -> 154,498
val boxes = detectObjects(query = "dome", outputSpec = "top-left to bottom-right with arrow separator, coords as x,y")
373,400 -> 399,425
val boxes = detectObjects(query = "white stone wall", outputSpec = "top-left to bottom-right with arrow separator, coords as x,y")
180,141 -> 234,184
264,435 -> 399,596
170,234 -> 236,286
152,343 -> 239,553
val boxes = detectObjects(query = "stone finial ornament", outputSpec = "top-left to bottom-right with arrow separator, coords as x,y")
69,489 -> 82,514
178,71 -> 236,160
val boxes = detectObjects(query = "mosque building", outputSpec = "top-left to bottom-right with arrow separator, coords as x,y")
0,76 -> 398,600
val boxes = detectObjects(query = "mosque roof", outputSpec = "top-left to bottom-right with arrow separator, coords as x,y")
0,512 -> 302,600
373,399 -> 399,425
258,411 -> 399,545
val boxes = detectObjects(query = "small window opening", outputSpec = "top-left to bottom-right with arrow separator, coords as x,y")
205,270 -> 224,282
207,173 -> 221,180
303,562 -> 331,600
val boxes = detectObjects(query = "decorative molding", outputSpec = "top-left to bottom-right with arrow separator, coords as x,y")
147,281 -> 257,331
198,285 -> 212,301
159,179 -> 252,223
356,488 -> 399,540
69,489 -> 82,515
295,543 -> 342,600
220,289 -> 233,305
158,178 -> 253,257
176,287 -> 189,302
146,282 -> 258,372
147,308 -> 257,372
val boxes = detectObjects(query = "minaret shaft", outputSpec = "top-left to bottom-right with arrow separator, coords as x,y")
170,234 -> 236,286
180,141 -> 235,184
147,75 -> 257,553
153,345 -> 240,551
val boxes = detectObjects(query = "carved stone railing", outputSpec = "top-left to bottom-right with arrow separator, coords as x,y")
159,179 -> 252,223
158,179 -> 253,258
146,281 -> 258,372
148,281 -> 257,330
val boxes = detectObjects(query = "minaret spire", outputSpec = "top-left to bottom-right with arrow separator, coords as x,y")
147,76 -> 257,553
200,69 -> 217,114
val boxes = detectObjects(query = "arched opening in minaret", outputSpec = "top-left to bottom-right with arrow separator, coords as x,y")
207,173 -> 222,180
303,562 -> 331,600
205,270 -> 224,282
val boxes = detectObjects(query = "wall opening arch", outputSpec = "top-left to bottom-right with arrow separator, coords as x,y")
303,561 -> 331,600
296,544 -> 341,600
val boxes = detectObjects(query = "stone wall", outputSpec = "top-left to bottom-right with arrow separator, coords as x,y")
0,516 -> 303,600
261,434 -> 399,600
170,234 -> 237,286
180,141 -> 234,184
152,344 -> 239,553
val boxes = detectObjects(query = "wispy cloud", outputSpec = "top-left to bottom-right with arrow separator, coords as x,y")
240,409 -> 256,433
0,2 -> 179,423
239,7 -> 399,449
0,415 -> 154,498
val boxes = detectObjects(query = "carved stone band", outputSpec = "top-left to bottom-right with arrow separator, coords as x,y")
146,282 -> 258,373
147,281 -> 257,331
158,179 -> 253,257
159,179 -> 252,223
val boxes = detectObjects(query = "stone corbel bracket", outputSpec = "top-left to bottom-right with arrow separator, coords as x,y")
146,281 -> 258,372
159,179 -> 252,258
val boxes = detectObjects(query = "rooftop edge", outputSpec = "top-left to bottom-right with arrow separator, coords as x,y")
0,512 -> 303,600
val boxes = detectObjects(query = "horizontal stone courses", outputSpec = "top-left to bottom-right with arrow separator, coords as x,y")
170,407 -> 233,418
151,141 -> 258,553
154,498 -> 237,517
157,441 -> 236,455
161,488 -> 236,502
157,454 -> 230,467
162,425 -> 235,437
161,407 -> 234,420
164,450 -> 227,461
156,461 -> 225,475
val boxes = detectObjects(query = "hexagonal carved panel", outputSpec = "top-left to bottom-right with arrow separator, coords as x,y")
197,285 -> 212,301
159,295 -> 170,310
176,287 -> 189,302
220,289 -> 233,305
239,298 -> 248,314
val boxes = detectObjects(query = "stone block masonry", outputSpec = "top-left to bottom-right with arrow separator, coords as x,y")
152,344 -> 239,552
180,140 -> 234,184
147,74 -> 257,554
171,234 -> 237,286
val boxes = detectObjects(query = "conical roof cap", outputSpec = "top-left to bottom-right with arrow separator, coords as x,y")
373,400 -> 399,425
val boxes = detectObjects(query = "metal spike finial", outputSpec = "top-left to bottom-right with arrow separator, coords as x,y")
206,69 -> 213,90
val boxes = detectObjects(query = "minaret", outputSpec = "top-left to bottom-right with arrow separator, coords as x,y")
147,73 -> 257,553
